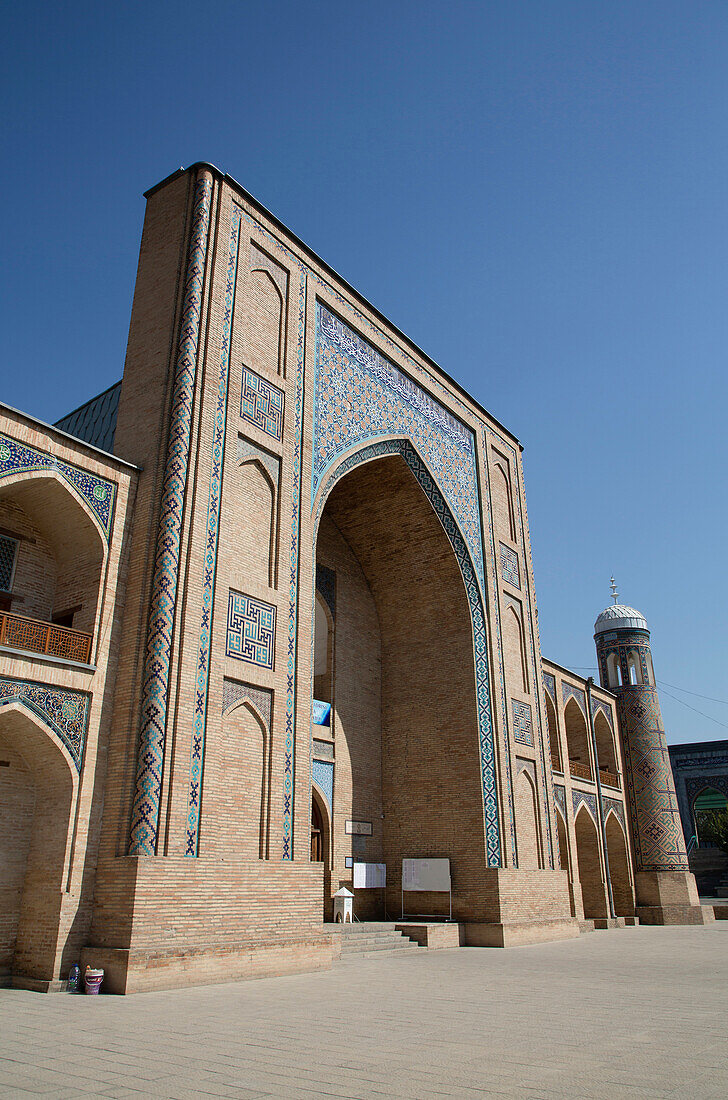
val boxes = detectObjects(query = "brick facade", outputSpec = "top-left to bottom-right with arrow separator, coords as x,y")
0,163 -> 711,993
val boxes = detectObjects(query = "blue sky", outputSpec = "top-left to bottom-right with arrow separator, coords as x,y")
2,1 -> 727,742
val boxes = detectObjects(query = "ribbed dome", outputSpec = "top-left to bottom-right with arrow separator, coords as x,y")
594,604 -> 648,634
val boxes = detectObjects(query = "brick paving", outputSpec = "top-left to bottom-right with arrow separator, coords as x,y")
1,924 -> 727,1099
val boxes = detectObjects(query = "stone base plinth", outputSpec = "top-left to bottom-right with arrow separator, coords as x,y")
634,870 -> 711,926
464,917 -> 580,948
80,936 -> 333,994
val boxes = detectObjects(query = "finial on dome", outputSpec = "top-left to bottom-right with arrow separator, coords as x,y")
610,576 -> 619,604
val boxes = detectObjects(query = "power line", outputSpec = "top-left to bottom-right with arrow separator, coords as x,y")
657,680 -> 728,707
657,686 -> 728,732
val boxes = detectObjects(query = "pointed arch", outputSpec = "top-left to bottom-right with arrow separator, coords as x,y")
492,461 -> 516,542
564,697 -> 591,777
0,702 -> 78,980
503,602 -> 529,693
554,803 -> 571,875
627,650 -> 641,685
514,766 -> 541,869
314,590 -> 334,705
545,689 -> 561,771
574,804 -> 607,919
605,811 -> 634,916
607,651 -> 622,688
205,696 -> 271,859
593,709 -> 619,778
313,436 -> 502,867
237,456 -> 277,588
248,268 -> 285,377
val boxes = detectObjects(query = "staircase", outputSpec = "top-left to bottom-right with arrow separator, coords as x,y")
326,922 -> 423,959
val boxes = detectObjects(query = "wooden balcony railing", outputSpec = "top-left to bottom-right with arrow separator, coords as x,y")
0,610 -> 92,664
551,753 -> 563,773
569,759 -> 592,781
599,768 -> 621,789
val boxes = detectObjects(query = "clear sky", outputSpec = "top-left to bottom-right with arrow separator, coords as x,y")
3,1 -> 727,743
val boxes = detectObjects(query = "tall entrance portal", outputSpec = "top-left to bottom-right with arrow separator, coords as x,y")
313,453 -> 488,921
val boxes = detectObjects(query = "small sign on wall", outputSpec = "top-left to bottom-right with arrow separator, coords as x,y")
312,699 -> 331,726
345,820 -> 372,836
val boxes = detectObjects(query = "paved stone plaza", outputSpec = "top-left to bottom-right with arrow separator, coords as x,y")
1,925 -> 727,1099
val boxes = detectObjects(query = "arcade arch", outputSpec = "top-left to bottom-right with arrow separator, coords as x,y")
0,703 -> 77,983
574,805 -> 607,919
564,698 -> 591,777
0,473 -> 105,662
605,812 -> 633,916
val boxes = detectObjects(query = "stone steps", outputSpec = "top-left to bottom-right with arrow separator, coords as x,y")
326,923 -> 423,958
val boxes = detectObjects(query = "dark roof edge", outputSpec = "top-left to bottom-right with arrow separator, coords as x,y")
54,379 -> 122,424
541,655 -> 617,699
668,738 -> 728,753
144,162 -> 522,450
0,402 -> 140,472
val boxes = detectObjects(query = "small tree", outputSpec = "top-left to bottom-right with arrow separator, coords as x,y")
699,808 -> 728,857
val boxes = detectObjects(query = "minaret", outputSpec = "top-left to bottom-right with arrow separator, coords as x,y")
594,581 -> 708,924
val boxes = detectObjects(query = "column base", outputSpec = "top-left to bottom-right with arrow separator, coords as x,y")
634,870 -> 712,926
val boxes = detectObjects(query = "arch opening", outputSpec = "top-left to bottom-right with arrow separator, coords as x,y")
314,450 -> 492,920
201,700 -> 270,859
693,787 -> 728,848
564,698 -> 591,779
545,691 -> 561,772
605,813 -> 634,916
0,704 -> 76,983
607,651 -> 622,688
574,806 -> 607,919
0,474 -> 105,663
594,710 -> 619,782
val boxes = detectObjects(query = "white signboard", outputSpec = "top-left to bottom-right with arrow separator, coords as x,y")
402,858 -> 451,893
353,862 -> 386,889
345,820 -> 372,836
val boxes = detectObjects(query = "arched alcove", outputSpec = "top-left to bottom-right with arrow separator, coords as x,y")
314,591 -> 333,705
247,269 -> 284,377
605,812 -> 634,916
238,459 -> 277,588
492,461 -> 516,542
574,805 -> 607,919
0,473 -> 106,662
564,698 -> 591,778
314,445 -> 496,918
627,650 -> 642,685
545,691 -> 561,771
202,699 -> 270,859
0,703 -> 77,982
607,652 -> 622,688
503,603 -> 529,693
515,768 -> 541,869
594,710 -> 619,779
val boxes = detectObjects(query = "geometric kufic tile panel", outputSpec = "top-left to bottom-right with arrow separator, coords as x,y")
499,542 -> 520,588
0,675 -> 90,771
314,304 -> 486,590
222,677 -> 273,729
241,366 -> 284,441
512,699 -> 534,746
226,591 -> 276,669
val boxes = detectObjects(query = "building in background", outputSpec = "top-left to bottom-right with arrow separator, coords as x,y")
0,163 -> 714,994
669,739 -> 728,897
